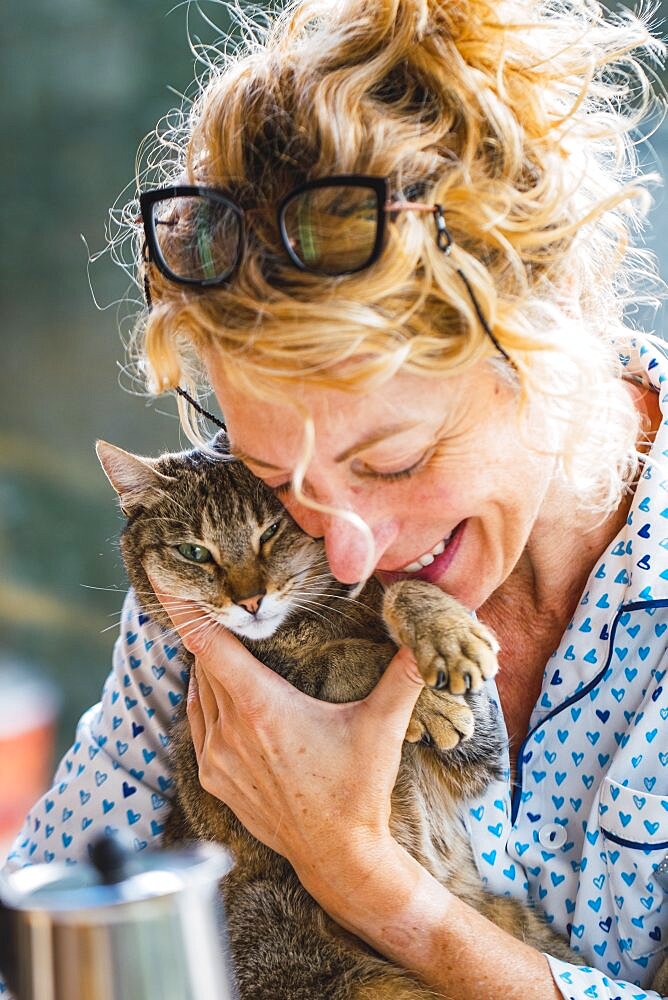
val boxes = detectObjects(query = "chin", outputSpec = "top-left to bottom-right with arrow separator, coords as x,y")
229,614 -> 286,641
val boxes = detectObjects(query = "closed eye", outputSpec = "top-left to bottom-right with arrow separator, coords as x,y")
360,455 -> 428,481
354,444 -> 434,482
267,451 -> 429,495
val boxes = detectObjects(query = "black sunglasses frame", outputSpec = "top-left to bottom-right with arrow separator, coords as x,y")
139,174 -> 513,367
139,175 -> 399,285
139,185 -> 246,288
277,175 -> 389,276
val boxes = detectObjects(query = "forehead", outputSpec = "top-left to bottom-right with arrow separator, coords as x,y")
208,365 -> 475,467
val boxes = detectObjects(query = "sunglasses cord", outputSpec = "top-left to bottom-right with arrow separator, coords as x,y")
174,386 -> 228,431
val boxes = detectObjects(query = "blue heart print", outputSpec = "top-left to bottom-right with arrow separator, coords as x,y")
462,339 -> 668,999
5,339 -> 668,1000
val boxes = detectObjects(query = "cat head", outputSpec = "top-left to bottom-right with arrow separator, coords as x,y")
96,433 -> 332,640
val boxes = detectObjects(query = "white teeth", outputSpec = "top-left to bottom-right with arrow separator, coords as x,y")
398,531 -> 454,573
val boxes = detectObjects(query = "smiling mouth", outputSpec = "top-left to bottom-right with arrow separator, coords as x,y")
397,530 -> 456,572
378,521 -> 465,583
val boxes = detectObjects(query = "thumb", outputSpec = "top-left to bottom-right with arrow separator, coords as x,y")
148,579 -> 294,702
366,646 -> 424,732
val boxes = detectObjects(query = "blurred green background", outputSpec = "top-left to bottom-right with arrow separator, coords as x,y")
1,0 -> 667,767
1,0 -> 237,760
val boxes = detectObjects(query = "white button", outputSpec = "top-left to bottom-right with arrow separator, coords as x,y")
538,823 -> 566,849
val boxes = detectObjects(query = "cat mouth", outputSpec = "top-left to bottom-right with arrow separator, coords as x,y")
229,612 -> 286,640
206,604 -> 288,641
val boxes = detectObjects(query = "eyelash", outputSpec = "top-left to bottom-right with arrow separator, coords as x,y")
268,453 -> 429,495
366,455 -> 427,481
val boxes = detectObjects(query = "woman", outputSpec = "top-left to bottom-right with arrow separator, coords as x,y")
5,0 -> 668,997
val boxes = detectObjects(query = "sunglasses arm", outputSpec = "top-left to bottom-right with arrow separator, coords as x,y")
385,200 -> 434,213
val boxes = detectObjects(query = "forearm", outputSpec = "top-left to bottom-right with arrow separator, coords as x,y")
304,840 -> 561,1000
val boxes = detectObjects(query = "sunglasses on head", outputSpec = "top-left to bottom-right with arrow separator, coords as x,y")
138,173 -> 513,422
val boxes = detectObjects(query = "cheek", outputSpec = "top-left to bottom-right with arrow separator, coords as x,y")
406,471 -> 466,519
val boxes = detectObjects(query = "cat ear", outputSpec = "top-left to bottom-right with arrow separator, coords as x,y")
96,440 -> 172,516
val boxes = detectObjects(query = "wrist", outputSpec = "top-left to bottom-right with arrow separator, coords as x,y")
299,834 -> 453,954
299,841 -> 560,1000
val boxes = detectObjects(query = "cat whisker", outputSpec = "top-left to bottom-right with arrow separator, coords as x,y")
98,605 -> 205,635
293,572 -> 336,584
295,584 -> 336,595
177,619 -> 219,644
295,577 -> 365,598
131,599 -> 199,612
100,605 -> 202,627
286,600 -> 331,625
287,562 -> 333,584
100,620 -> 132,634
289,598 -> 361,627
289,587 -> 369,620
293,587 -> 369,611
157,613 -> 214,644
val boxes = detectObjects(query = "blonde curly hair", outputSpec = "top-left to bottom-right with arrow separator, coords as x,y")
129,0 -> 665,513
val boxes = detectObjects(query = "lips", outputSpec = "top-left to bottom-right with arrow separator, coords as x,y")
377,521 -> 466,587
398,532 -> 453,572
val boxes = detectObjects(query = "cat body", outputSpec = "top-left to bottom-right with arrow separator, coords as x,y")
97,435 -> 581,999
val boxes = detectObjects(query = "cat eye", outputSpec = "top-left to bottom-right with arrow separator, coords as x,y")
259,521 -> 281,544
176,542 -> 214,564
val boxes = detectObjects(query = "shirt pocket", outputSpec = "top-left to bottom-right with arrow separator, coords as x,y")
599,777 -> 668,960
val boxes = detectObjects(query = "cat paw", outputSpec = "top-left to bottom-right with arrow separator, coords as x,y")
406,689 -> 475,750
383,580 -> 499,694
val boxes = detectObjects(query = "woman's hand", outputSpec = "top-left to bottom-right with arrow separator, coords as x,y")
153,588 -> 425,919
152,591 -> 564,1000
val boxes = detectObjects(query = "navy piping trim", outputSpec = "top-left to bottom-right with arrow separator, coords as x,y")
601,829 -> 668,851
510,597 -> 668,825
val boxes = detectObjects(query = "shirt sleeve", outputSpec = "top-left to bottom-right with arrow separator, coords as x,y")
2,588 -> 186,873
547,955 -> 667,1000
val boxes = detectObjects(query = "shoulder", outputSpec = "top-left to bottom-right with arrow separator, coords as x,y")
3,589 -> 187,873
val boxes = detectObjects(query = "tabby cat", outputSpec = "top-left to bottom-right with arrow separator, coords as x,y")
97,432 -> 583,1000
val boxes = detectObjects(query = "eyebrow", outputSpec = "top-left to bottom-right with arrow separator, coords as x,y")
230,422 -> 422,471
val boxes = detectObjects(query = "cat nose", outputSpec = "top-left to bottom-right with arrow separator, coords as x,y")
235,593 -> 265,615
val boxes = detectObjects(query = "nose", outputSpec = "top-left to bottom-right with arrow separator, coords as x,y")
235,593 -> 264,615
293,504 -> 398,584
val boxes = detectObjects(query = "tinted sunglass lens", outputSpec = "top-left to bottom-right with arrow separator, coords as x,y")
281,185 -> 379,275
150,195 -> 241,282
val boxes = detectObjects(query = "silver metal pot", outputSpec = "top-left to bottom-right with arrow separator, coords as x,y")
0,834 -> 236,1000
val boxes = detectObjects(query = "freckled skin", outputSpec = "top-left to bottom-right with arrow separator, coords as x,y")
207,362 -> 557,609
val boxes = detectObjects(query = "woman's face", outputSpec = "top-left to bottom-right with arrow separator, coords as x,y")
206,360 -> 558,610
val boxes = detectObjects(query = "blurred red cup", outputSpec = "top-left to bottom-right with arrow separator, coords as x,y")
0,666 -> 59,857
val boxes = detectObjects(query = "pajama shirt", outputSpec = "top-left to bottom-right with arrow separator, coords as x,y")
3,338 -> 668,999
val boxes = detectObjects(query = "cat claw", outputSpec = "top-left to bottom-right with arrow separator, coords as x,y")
382,580 -> 499,696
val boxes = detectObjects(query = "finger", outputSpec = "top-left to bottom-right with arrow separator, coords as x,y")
148,580 -> 218,649
193,662 -> 222,723
186,668 -> 207,759
149,578 -> 298,708
366,647 -> 425,734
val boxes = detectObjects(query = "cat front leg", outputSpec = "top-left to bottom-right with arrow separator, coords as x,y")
382,581 -> 499,751
404,688 -> 475,750
382,580 -> 499,693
